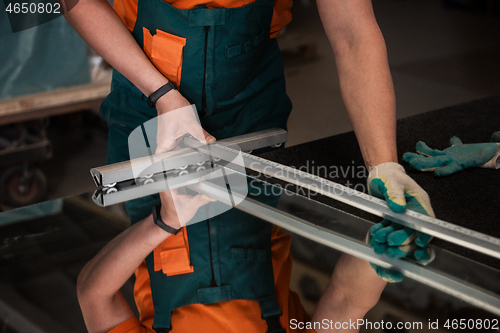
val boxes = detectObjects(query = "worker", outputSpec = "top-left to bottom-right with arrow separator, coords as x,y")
63,0 -> 435,332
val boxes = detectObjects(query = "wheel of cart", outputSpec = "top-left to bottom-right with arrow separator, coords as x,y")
0,165 -> 47,207
0,120 -> 52,208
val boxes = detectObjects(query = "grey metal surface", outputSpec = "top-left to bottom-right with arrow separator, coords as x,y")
90,128 -> 286,186
188,179 -> 500,317
92,167 -> 219,207
183,139 -> 500,261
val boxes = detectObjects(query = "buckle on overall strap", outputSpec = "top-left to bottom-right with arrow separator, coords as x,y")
259,295 -> 285,333
264,314 -> 286,333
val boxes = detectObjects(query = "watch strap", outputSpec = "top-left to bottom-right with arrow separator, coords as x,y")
147,82 -> 177,108
152,204 -> 181,235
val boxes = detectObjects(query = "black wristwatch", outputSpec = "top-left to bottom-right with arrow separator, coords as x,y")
152,204 -> 182,235
147,82 -> 177,108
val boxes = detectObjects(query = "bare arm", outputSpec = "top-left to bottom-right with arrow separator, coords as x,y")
317,0 -> 397,168
77,190 -> 213,333
312,253 -> 386,333
63,0 -> 215,149
77,215 -> 169,333
63,0 -> 167,96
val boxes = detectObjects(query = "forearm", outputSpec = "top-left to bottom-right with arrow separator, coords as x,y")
318,0 -> 397,168
77,214 -> 172,332
312,254 -> 386,332
63,0 -> 168,95
335,36 -> 397,168
77,214 -> 168,300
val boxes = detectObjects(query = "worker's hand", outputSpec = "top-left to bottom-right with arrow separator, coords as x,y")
159,187 -> 216,230
366,228 -> 435,283
403,136 -> 500,176
366,162 -> 435,282
155,90 -> 216,153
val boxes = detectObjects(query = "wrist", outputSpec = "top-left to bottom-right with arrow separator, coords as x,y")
143,214 -> 172,246
147,81 -> 177,108
154,204 -> 182,234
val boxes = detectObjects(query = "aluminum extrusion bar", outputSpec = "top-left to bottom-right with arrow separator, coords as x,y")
90,128 -> 286,186
183,137 -> 500,260
188,180 -> 500,316
92,167 -> 226,207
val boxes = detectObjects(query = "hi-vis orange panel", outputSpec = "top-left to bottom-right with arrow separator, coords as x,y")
143,28 -> 186,88
153,226 -> 194,276
113,0 -> 292,39
108,226 -> 316,333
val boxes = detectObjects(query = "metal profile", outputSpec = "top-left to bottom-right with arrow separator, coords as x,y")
183,137 -> 500,260
90,128 -> 286,186
188,179 -> 500,317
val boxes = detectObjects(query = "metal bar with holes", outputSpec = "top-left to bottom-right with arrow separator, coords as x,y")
90,128 -> 286,187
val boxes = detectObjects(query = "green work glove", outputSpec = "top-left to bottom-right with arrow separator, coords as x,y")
490,131 -> 500,143
366,226 -> 435,283
403,136 -> 500,177
366,162 -> 435,282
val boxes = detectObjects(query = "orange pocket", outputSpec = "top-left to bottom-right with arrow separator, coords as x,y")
143,27 -> 186,88
153,227 -> 194,276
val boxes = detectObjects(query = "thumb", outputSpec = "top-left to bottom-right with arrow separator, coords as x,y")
187,123 -> 216,145
203,129 -> 216,144
370,177 -> 407,213
449,136 -> 463,146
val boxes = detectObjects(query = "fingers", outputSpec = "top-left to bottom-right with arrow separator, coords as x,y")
373,222 -> 404,243
415,141 -> 446,157
402,152 -> 421,163
491,131 -> 500,143
414,247 -> 435,265
370,219 -> 392,237
404,192 -> 433,216
434,160 -> 461,177
203,129 -> 216,144
405,155 -> 452,172
387,243 -> 416,259
449,136 -> 463,146
369,178 -> 406,213
369,263 -> 404,283
415,231 -> 433,248
387,227 -> 416,246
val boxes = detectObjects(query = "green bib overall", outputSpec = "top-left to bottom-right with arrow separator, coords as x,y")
99,0 -> 292,331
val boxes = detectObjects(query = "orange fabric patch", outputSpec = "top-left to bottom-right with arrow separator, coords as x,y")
108,225 -> 316,333
153,227 -> 194,276
143,28 -> 186,88
113,0 -> 139,32
107,317 -> 147,333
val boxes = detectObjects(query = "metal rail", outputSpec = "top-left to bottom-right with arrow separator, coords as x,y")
90,128 -> 286,187
183,137 -> 500,260
188,179 -> 500,317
